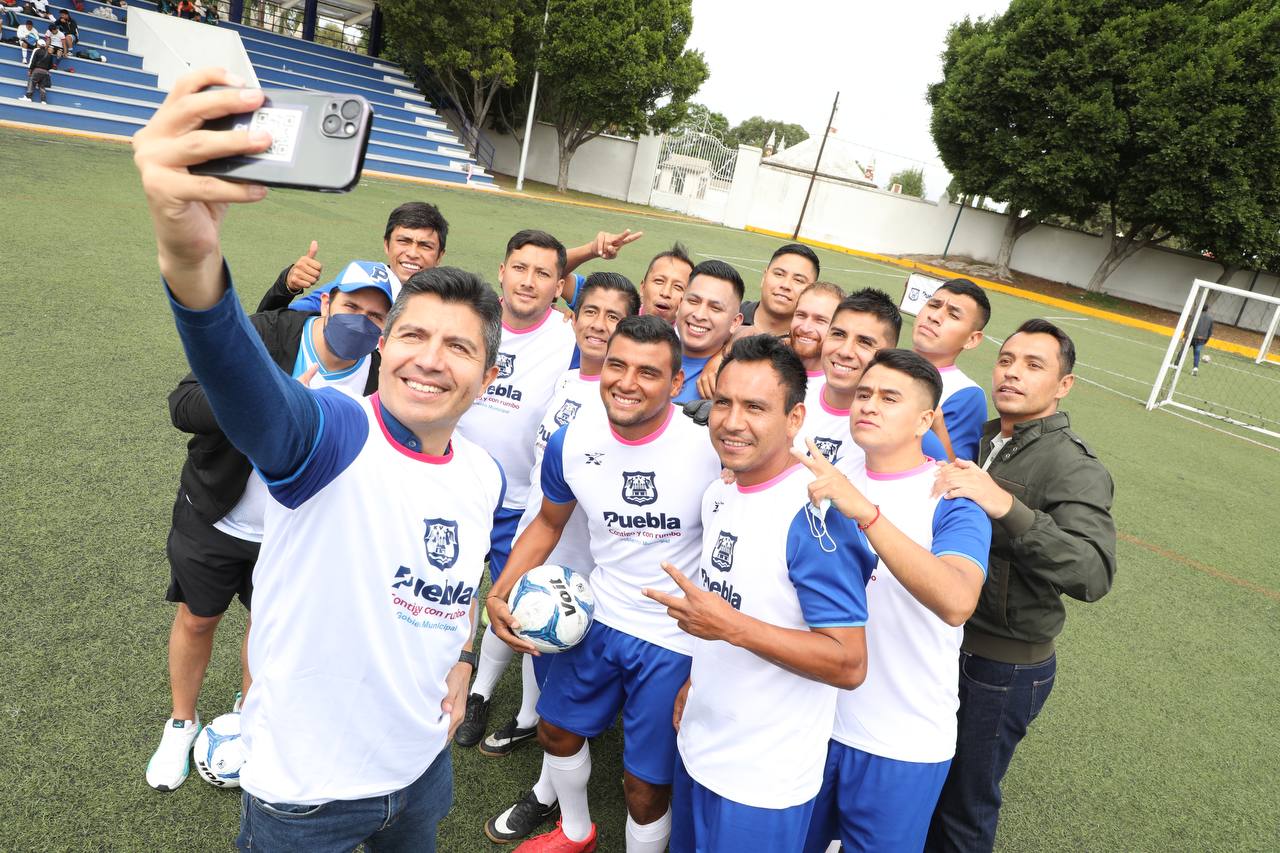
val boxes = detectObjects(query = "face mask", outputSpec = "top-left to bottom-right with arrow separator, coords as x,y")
323,311 -> 381,361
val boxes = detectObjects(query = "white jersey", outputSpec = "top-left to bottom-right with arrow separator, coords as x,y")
938,363 -> 988,462
679,466 -> 873,809
796,380 -> 864,476
213,329 -> 372,543
541,405 -> 721,654
832,460 -> 990,764
240,392 -> 504,804
457,308 -> 575,510
514,369 -> 602,574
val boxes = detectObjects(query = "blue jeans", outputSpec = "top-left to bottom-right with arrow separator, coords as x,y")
1192,342 -> 1206,368
236,747 -> 452,853
924,652 -> 1056,853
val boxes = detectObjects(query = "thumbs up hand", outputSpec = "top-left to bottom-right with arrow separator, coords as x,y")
286,240 -> 322,294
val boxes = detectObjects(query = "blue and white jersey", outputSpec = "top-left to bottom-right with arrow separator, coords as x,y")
541,405 -> 721,654
457,308 -> 576,511
796,380 -> 864,477
674,354 -> 712,404
212,327 -> 372,544
832,460 -> 990,764
239,392 -> 505,805
938,364 -> 987,462
679,465 -> 874,809
514,368 -> 603,575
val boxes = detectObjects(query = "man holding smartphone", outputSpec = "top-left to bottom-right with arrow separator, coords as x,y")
134,69 -> 506,853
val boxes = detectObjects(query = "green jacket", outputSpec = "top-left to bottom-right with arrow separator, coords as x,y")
962,411 -> 1116,664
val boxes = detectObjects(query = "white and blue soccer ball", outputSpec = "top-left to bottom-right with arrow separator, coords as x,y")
507,564 -> 595,654
193,713 -> 245,788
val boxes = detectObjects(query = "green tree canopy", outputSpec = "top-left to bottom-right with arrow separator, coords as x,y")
724,116 -> 809,151
535,0 -> 708,191
889,167 -> 926,198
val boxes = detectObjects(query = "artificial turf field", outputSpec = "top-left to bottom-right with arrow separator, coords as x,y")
1,127 -> 1277,852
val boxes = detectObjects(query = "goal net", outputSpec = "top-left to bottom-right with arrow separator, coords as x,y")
1146,278 -> 1280,447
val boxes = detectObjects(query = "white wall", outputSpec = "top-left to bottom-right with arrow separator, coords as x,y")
489,121 -> 658,203
128,8 -> 257,92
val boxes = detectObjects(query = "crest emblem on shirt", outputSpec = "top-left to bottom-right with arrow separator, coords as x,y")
496,352 -> 516,379
812,436 -> 842,464
554,400 -> 581,427
621,471 -> 658,506
423,518 -> 459,570
711,531 -> 737,572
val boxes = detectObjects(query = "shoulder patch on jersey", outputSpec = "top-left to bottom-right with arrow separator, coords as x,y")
621,471 -> 658,506
711,531 -> 737,572
496,352 -> 515,379
423,518 -> 460,569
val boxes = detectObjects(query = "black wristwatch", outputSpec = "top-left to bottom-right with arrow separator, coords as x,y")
458,649 -> 479,668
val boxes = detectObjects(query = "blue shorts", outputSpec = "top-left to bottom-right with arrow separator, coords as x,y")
671,755 -> 815,853
486,505 -> 523,581
802,740 -> 950,853
536,622 -> 691,785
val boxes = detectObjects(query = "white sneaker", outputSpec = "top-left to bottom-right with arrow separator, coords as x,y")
19,96 -> 31,102
231,691 -> 243,714
1192,368 -> 1199,376
146,716 -> 201,791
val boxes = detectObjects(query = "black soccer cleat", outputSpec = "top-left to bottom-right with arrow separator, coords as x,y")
478,717 -> 539,757
484,790 -> 560,844
453,693 -> 490,747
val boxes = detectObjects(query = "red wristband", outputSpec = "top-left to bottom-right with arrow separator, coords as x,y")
858,504 -> 881,531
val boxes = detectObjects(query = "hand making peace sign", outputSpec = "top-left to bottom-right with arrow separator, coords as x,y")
642,561 -> 741,644
791,438 -> 878,527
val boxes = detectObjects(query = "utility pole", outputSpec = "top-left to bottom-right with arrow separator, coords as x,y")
516,2 -> 550,192
792,91 -> 839,240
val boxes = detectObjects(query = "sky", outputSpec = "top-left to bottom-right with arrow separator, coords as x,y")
686,0 -> 1011,199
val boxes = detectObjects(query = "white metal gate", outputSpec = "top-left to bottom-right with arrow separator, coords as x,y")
650,131 -> 738,220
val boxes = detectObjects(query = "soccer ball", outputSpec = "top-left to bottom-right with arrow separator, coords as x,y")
507,564 -> 595,654
192,713 -> 245,788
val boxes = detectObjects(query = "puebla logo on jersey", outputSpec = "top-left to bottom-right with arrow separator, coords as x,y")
554,399 -> 581,427
622,471 -> 658,506
423,518 -> 460,569
711,531 -> 737,572
813,436 -> 842,464
496,352 -> 516,379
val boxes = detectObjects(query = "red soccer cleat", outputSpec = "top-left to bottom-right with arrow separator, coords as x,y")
513,818 -> 598,852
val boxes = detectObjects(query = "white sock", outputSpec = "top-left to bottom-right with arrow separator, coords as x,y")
626,808 -> 672,853
471,625 -> 514,700
547,743 -> 592,842
531,751 -> 557,806
516,653 -> 541,729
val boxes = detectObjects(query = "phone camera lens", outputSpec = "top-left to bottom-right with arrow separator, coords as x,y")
343,122 -> 357,136
340,100 -> 361,119
322,114 -> 342,134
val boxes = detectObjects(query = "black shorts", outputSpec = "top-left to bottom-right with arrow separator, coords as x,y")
165,490 -> 259,617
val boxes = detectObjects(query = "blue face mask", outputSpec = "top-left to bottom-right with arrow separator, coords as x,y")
323,311 -> 381,361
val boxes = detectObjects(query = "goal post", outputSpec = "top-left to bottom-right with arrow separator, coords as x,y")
1147,278 -> 1280,444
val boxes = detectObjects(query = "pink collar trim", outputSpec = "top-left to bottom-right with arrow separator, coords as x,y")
937,363 -> 958,373
866,457 -> 936,480
579,372 -> 601,382
807,369 -> 824,378
610,404 -> 674,446
737,463 -> 803,494
501,305 -> 553,334
370,393 -> 453,464
819,384 -> 850,416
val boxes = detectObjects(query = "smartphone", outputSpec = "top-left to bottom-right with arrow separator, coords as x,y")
190,89 -> 374,193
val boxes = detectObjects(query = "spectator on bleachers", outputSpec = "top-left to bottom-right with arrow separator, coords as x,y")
15,18 -> 39,62
22,0 -> 53,20
200,0 -> 216,24
176,0 -> 197,18
55,9 -> 75,52
44,21 -> 64,57
22,34 -> 54,104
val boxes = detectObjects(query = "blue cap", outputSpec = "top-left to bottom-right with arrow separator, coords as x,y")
325,261 -> 395,305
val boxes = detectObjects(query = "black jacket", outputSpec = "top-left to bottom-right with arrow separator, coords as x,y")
169,308 -> 379,525
256,264 -> 300,313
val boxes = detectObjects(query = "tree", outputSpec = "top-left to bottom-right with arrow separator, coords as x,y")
535,0 -> 708,192
381,0 -> 535,135
724,116 -> 809,151
929,1 -> 1126,279
889,167 -> 926,198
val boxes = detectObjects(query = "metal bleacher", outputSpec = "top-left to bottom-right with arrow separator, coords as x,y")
0,0 -> 494,187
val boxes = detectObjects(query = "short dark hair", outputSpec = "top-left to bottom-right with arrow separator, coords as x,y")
936,278 -> 992,330
383,202 -> 449,252
689,259 -> 745,303
769,243 -> 821,278
1009,318 -> 1076,376
835,288 -> 903,346
718,334 -> 808,412
505,229 -> 568,278
644,243 -> 694,280
578,271 -> 640,317
863,348 -> 943,409
385,267 -> 502,371
608,314 -> 682,376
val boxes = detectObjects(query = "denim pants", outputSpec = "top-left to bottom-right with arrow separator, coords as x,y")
236,746 -> 452,853
1192,342 -> 1205,368
924,651 -> 1056,853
